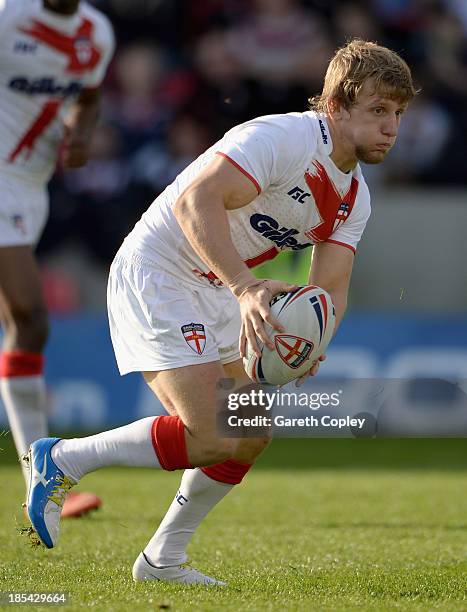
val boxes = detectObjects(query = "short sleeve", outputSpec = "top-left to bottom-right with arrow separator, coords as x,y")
216,114 -> 313,195
326,177 -> 371,254
81,15 -> 115,89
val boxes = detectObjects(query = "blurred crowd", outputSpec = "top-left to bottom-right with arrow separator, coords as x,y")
39,0 -> 467,304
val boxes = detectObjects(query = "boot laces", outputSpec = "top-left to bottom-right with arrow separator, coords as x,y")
47,474 -> 75,508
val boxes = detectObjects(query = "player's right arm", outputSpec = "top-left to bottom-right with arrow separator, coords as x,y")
173,154 -> 297,358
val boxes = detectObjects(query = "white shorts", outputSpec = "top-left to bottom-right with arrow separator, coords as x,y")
0,170 -> 48,247
107,250 -> 242,374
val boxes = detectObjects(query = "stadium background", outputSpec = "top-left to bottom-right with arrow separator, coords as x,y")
1,0 -> 466,432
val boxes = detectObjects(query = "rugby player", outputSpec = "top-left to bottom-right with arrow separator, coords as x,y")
0,0 -> 114,516
25,39 -> 416,582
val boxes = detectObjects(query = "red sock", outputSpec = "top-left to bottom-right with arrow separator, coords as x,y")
0,351 -> 44,377
151,415 -> 191,471
202,459 -> 252,485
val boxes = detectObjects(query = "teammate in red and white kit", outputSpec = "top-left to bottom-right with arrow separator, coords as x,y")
0,0 -> 114,516
26,40 -> 416,582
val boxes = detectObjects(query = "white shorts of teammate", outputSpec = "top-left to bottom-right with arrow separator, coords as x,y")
0,169 -> 48,247
107,249 -> 242,375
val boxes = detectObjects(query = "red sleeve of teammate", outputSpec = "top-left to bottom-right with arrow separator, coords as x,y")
80,11 -> 116,90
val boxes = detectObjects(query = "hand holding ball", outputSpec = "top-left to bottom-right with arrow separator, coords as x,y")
243,285 -> 335,385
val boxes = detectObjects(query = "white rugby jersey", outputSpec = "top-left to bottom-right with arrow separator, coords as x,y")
0,0 -> 114,181
124,112 -> 371,287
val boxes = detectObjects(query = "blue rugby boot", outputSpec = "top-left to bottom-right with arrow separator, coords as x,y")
24,438 -> 76,548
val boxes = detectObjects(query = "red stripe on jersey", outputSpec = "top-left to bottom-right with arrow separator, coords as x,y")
8,100 -> 61,162
192,247 -> 279,286
0,351 -> 44,377
304,162 -> 359,243
19,18 -> 101,73
216,152 -> 262,195
244,247 -> 279,268
324,239 -> 356,254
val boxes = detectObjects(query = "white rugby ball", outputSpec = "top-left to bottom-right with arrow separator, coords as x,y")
243,285 -> 335,386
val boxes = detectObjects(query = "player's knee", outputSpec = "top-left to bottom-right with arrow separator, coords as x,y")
239,436 -> 271,453
8,300 -> 49,349
201,437 -> 236,465
233,436 -> 271,463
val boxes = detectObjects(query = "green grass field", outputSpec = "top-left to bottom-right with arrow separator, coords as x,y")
2,435 -> 467,611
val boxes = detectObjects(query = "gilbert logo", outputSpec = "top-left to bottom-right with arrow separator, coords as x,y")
250,213 -> 310,251
318,119 -> 328,145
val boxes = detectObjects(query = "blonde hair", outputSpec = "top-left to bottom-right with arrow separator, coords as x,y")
309,39 -> 417,113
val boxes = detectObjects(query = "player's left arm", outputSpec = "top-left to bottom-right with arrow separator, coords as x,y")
299,177 -> 371,383
313,177 -> 371,331
295,242 -> 354,385
309,242 -> 355,331
61,87 -> 101,169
